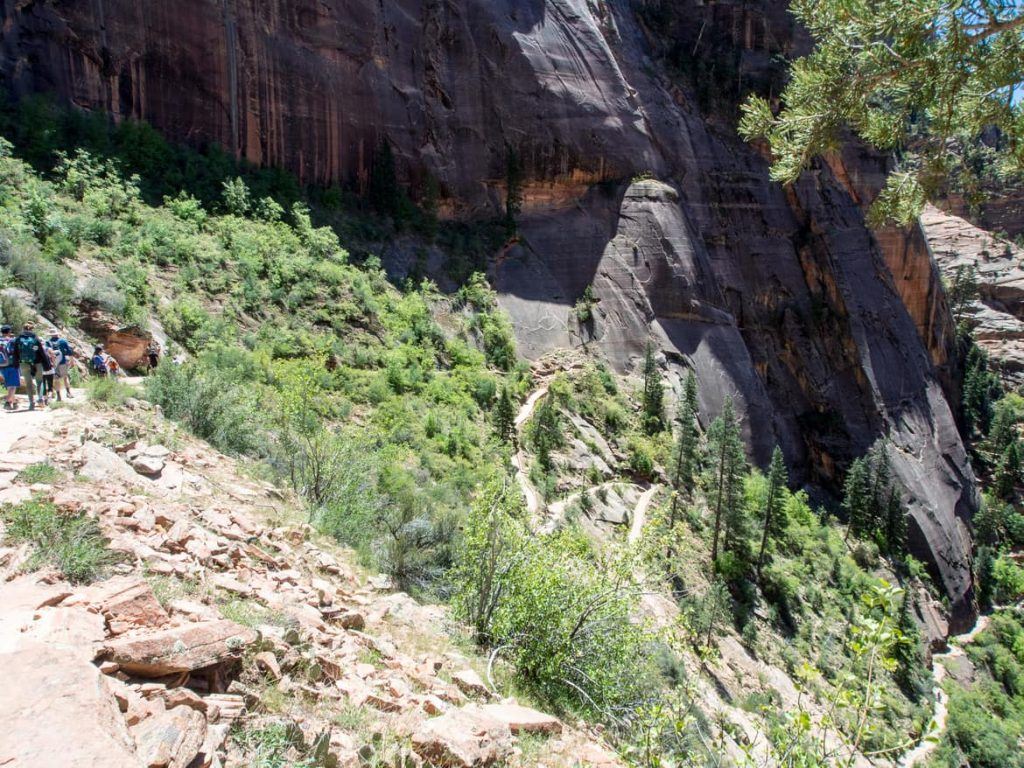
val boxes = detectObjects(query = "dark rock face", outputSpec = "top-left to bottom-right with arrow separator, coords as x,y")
0,0 -> 979,626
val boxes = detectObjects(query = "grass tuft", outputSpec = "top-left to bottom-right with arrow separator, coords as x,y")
1,498 -> 117,583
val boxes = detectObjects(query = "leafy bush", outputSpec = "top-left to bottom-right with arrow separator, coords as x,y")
145,359 -> 267,456
1,499 -> 117,583
0,236 -> 75,320
86,377 -> 136,406
15,462 -> 62,485
453,478 -> 657,720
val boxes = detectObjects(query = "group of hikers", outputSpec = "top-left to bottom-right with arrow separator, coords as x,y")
1,322 -> 161,411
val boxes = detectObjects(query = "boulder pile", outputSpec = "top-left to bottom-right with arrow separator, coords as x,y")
0,402 -> 620,768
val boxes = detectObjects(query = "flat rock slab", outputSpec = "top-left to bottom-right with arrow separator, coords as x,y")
79,441 -> 146,488
130,704 -> 206,768
471,703 -> 562,735
412,706 -> 513,767
67,575 -> 171,634
102,619 -> 257,677
0,644 -> 141,768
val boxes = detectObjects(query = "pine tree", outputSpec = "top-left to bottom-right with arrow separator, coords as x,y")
842,457 -> 873,540
963,342 -> 1001,437
705,397 -> 747,565
885,486 -> 908,556
893,590 -> 924,697
973,496 -> 1005,548
641,342 -> 665,435
868,444 -> 893,536
994,440 -> 1023,500
531,395 -> 561,471
977,545 -> 996,611
739,0 -> 1024,225
988,400 -> 1019,457
492,386 -> 516,444
669,372 -> 700,509
757,446 -> 788,581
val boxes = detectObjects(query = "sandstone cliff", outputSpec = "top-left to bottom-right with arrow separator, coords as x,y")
0,0 -> 979,624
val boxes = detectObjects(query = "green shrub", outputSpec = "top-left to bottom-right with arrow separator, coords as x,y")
0,236 -> 75,320
1,498 -> 117,583
15,462 -> 62,485
145,359 -> 266,456
86,376 -> 136,406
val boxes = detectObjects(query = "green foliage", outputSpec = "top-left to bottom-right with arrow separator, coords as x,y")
529,395 -> 563,471
640,342 -> 665,435
231,722 -> 315,768
963,338 -> 1003,437
492,385 -> 516,443
86,376 -> 136,406
0,236 -> 75,322
574,284 -> 597,325
1,498 -> 117,583
452,477 -> 657,719
946,264 -> 980,321
15,461 -> 62,485
704,397 -> 748,565
932,611 -> 1024,768
757,446 -> 789,580
842,442 -> 907,554
739,0 -> 1024,225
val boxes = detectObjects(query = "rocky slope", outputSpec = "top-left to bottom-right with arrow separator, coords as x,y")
0,0 -> 980,622
0,393 -> 620,768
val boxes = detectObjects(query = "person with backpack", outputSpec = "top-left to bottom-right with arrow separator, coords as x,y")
15,322 -> 44,411
146,340 -> 161,375
37,341 -> 57,405
91,345 -> 109,377
1,325 -> 19,411
47,331 -> 75,400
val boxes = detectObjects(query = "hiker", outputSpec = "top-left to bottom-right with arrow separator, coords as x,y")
46,331 -> 74,400
37,341 -> 57,406
15,322 -> 45,411
146,340 -> 161,374
91,345 -> 110,377
1,325 -> 18,411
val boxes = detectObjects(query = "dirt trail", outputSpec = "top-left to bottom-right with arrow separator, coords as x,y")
898,614 -> 992,767
627,485 -> 661,545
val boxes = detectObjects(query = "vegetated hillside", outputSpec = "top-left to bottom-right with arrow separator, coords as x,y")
5,124 -> 1022,768
0,0 -> 982,627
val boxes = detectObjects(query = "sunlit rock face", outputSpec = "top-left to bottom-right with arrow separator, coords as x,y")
0,0 -> 980,626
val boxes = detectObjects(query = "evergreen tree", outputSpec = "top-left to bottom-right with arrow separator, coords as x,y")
757,446 -> 788,581
988,399 -> 1020,457
947,264 -> 980,323
977,545 -> 996,610
962,342 -> 1001,437
530,395 -> 561,471
868,443 -> 893,534
893,590 -> 924,698
504,143 -> 523,237
739,0 -> 1024,225
973,495 -> 1005,547
884,486 -> 908,556
641,342 -> 665,435
704,397 -> 747,565
842,456 -> 873,540
994,440 -> 1023,500
669,372 -> 700,513
492,386 -> 516,444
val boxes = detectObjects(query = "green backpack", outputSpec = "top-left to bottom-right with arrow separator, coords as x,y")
16,334 -> 38,363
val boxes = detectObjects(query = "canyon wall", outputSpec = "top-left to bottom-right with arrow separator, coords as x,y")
0,0 -> 978,626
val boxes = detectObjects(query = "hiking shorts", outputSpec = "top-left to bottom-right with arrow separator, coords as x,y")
19,363 -> 36,390
2,367 -> 18,389
56,363 -> 69,381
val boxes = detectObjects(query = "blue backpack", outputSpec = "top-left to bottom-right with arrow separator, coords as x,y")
0,338 -> 13,368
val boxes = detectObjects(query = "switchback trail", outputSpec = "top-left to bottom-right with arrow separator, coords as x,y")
511,380 -> 663,544
898,614 -> 992,768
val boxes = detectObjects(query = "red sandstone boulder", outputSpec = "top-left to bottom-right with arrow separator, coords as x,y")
102,619 -> 257,677
411,706 -> 513,767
